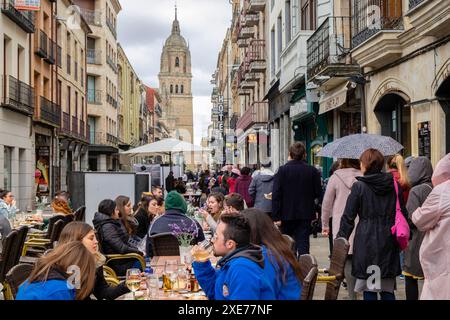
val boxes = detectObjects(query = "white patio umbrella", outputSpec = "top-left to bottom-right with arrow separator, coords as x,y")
121,138 -> 210,169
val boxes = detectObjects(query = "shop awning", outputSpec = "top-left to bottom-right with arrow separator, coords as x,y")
318,82 -> 349,115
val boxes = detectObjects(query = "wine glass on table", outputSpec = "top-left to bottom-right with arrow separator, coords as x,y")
164,260 -> 178,298
126,268 -> 141,300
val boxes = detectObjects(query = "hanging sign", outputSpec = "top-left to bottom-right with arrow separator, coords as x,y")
15,0 -> 41,11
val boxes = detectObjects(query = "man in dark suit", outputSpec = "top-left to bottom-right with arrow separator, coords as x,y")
272,142 -> 322,256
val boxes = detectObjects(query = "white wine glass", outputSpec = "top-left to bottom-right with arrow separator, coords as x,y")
126,268 -> 141,300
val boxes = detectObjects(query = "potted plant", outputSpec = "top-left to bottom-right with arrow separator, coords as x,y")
169,220 -> 199,264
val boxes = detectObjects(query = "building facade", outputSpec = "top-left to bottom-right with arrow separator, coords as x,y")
76,0 -> 121,171
1,1 -> 35,209
57,0 -> 91,193
158,8 -> 194,144
32,0 -> 60,200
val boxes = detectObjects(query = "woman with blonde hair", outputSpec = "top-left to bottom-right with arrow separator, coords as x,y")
16,241 -> 96,300
58,221 -> 130,300
387,154 -> 410,203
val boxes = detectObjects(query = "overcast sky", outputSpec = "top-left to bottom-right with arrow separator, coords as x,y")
117,0 -> 232,144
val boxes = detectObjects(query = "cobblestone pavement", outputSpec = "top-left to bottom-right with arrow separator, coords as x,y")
310,235 -> 423,300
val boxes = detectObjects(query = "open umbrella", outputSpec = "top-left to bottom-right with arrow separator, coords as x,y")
121,138 -> 210,169
318,134 -> 404,159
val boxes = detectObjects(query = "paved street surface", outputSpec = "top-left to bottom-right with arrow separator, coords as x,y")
310,235 -> 423,300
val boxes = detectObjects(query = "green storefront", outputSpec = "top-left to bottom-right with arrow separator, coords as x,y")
290,88 -> 334,179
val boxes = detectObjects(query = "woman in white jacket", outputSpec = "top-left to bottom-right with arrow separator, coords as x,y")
412,153 -> 450,300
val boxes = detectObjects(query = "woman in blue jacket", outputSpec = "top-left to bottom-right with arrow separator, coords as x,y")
17,241 -> 96,300
242,208 -> 303,299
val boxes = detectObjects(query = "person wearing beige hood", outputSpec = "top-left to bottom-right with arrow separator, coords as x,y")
412,153 -> 450,300
322,158 -> 361,300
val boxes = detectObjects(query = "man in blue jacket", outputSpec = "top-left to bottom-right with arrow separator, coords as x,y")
192,212 -> 275,300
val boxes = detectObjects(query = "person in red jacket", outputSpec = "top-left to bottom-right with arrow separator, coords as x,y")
227,169 -> 240,194
234,167 -> 254,207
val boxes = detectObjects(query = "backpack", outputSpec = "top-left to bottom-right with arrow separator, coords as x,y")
391,181 -> 410,251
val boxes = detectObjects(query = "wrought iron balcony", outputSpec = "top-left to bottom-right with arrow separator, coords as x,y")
72,116 -> 78,136
79,8 -> 102,27
236,102 -> 269,132
248,39 -> 266,73
409,0 -> 426,10
1,75 -> 34,116
35,30 -> 48,59
238,25 -> 256,40
352,0 -> 404,48
307,16 -> 354,80
45,39 -> 56,65
106,133 -> 118,146
1,0 -> 35,33
106,18 -> 117,39
106,55 -> 118,73
39,96 -> 61,127
248,0 -> 265,12
87,49 -> 102,64
242,12 -> 259,27
60,112 -> 71,135
80,120 -> 86,140
87,89 -> 102,104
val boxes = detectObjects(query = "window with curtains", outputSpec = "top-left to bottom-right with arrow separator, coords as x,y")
301,0 -> 316,30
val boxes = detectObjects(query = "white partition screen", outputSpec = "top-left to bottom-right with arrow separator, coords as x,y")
84,173 -> 135,226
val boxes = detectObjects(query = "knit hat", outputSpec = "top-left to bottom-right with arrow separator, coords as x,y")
165,191 -> 187,213
432,153 -> 450,187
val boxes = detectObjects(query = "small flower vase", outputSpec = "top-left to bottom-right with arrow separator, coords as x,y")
179,245 -> 193,264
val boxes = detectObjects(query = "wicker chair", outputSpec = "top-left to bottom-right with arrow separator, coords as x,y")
22,219 -> 65,256
3,264 -> 34,300
0,230 -> 19,284
317,237 -> 350,300
150,232 -> 180,256
282,234 -> 296,255
298,254 -> 318,300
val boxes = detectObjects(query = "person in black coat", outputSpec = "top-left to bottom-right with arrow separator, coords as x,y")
165,171 -> 176,193
337,148 -> 408,301
272,142 -> 322,256
93,199 -> 143,276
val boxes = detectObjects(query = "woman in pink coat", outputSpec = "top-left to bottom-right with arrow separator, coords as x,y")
412,153 -> 450,300
321,158 -> 361,300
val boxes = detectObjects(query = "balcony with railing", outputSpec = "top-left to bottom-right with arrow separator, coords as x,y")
406,0 -> 449,38
1,75 -> 34,116
79,120 -> 86,140
307,16 -> 359,88
236,102 -> 269,132
45,39 -> 56,65
248,0 -> 265,12
60,112 -> 71,135
242,12 -> 259,27
39,97 -> 61,127
106,55 -> 118,73
79,8 -> 102,27
35,30 -> 48,59
87,49 -> 102,64
106,18 -> 117,39
351,0 -> 404,68
1,0 -> 35,33
87,89 -> 102,105
71,116 -> 78,136
248,39 -> 266,73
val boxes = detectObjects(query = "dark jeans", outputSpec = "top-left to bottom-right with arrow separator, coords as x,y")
282,220 -> 312,256
328,218 -> 333,257
363,291 -> 396,301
